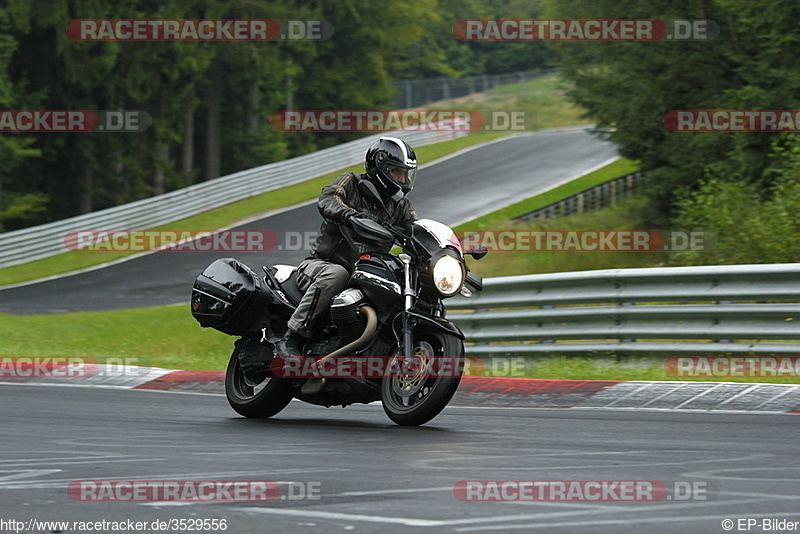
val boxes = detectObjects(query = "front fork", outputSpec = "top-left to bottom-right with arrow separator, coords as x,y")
400,253 -> 415,359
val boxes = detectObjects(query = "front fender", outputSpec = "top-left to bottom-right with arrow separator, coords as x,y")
406,309 -> 465,340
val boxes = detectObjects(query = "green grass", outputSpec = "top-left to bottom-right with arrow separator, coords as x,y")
0,305 -> 232,371
0,131 -> 507,287
430,72 -> 589,131
461,195 -> 668,278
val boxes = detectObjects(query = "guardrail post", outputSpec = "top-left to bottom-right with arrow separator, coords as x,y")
619,301 -> 635,343
715,300 -> 733,343
610,179 -> 617,205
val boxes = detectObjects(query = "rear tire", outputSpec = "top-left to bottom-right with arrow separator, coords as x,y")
225,345 -> 294,418
381,328 -> 464,426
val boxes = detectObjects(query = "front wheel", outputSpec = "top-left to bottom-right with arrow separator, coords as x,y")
225,344 -> 294,418
381,328 -> 464,426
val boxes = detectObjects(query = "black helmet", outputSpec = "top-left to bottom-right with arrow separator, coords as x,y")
365,136 -> 418,202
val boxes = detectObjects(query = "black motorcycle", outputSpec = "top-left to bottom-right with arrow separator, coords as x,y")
190,214 -> 485,426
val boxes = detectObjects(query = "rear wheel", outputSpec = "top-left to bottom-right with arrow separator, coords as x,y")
225,345 -> 294,418
381,328 -> 464,426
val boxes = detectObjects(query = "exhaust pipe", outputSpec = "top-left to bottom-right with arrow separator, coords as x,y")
301,305 -> 378,394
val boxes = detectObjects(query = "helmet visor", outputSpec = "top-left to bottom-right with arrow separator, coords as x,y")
386,165 -> 417,192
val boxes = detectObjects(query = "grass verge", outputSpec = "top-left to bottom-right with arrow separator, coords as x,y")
0,305 -> 232,371
461,195 -> 668,278
431,72 -> 589,131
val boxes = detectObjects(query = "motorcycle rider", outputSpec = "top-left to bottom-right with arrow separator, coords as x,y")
276,136 -> 419,358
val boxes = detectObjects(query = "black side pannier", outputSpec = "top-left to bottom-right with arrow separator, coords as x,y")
191,258 -> 275,336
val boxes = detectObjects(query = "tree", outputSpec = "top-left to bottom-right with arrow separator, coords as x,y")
0,1 -> 43,230
544,0 -> 800,224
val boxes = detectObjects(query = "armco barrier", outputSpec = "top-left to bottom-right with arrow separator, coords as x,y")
0,128 -> 465,268
513,172 -> 646,222
447,263 -> 800,356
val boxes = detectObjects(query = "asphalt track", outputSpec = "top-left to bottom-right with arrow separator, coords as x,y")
0,384 -> 797,534
0,130 -> 617,314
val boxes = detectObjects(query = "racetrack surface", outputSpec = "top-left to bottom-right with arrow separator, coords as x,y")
0,385 -> 797,534
0,130 -> 617,314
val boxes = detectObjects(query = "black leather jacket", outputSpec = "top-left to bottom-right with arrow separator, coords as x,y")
309,172 -> 418,269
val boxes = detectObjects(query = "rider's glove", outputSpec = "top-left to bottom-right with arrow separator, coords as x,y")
348,211 -> 375,225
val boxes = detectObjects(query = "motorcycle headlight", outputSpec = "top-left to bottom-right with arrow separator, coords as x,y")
432,254 -> 465,297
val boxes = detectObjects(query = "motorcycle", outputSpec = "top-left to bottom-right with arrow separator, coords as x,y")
190,206 -> 486,426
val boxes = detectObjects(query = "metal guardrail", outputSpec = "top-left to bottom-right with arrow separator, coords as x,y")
513,172 -> 646,222
0,128 -> 466,268
391,69 -> 555,109
448,263 -> 800,355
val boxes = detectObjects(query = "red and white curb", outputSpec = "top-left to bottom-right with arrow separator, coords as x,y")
1,365 -> 797,414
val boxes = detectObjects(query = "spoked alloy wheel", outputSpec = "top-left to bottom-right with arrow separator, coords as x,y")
381,329 -> 464,426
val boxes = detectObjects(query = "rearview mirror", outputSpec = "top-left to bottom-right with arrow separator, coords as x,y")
466,245 -> 488,260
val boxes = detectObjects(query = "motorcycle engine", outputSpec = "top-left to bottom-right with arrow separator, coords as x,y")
330,288 -> 367,344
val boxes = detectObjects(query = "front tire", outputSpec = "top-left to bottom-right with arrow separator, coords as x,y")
225,345 -> 294,418
381,328 -> 464,426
